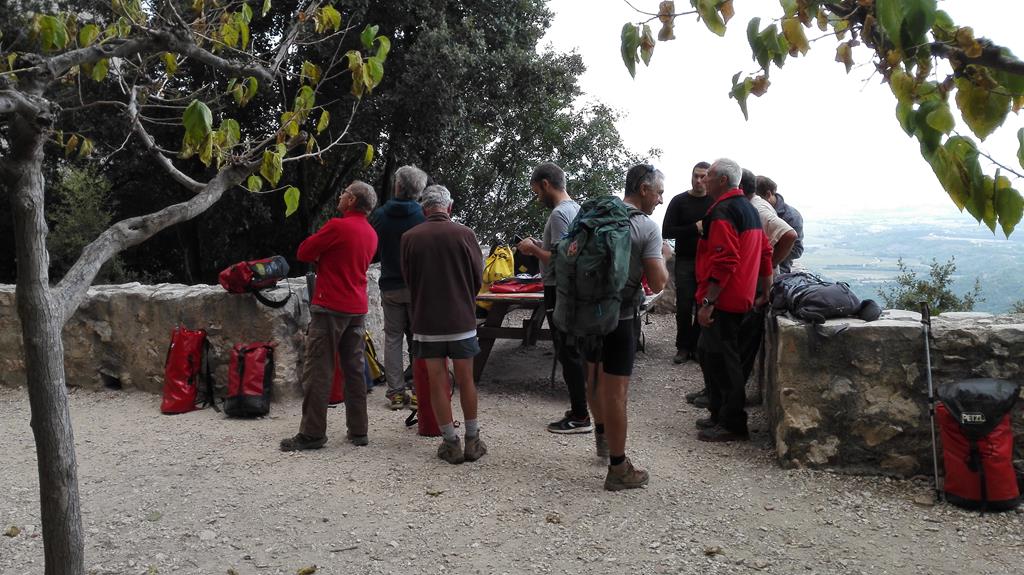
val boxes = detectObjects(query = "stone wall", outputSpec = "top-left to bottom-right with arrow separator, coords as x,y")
0,268 -> 383,398
763,310 -> 1024,476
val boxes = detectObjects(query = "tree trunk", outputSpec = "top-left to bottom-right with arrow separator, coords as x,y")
8,112 -> 85,575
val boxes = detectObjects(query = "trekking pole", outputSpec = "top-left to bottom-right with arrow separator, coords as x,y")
920,301 -> 941,500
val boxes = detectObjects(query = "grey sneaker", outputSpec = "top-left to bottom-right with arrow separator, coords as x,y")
437,437 -> 465,464
464,435 -> 487,462
595,433 -> 609,459
604,457 -> 649,491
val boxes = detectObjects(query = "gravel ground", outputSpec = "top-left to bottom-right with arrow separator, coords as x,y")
2,313 -> 1022,575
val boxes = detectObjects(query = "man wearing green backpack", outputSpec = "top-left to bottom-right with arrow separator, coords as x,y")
552,164 -> 670,491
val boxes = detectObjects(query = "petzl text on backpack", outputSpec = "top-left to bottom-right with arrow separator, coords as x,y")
218,256 -> 292,308
225,342 -> 276,417
552,195 -> 641,346
161,325 -> 214,414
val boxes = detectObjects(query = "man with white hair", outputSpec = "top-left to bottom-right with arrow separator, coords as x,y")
694,159 -> 773,442
401,185 -> 486,464
281,181 -> 379,451
370,165 -> 428,409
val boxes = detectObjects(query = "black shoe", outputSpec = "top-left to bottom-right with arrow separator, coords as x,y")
692,394 -> 710,409
673,350 -> 689,364
697,425 -> 749,442
685,389 -> 706,404
547,411 -> 594,434
280,433 -> 327,452
695,417 -> 717,429
346,432 -> 369,446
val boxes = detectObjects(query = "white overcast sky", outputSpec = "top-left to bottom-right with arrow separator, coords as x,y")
543,0 -> 1024,227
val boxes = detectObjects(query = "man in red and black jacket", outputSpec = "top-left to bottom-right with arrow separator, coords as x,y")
694,158 -> 773,442
280,181 -> 379,452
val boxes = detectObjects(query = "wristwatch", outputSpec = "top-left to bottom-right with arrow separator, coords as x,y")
701,297 -> 716,307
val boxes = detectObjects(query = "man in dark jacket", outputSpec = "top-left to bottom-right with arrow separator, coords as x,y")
695,159 -> 773,442
281,181 -> 379,451
370,165 -> 428,409
755,175 -> 804,274
401,185 -> 486,464
662,161 -> 711,366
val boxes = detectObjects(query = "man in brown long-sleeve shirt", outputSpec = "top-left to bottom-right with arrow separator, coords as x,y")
401,185 -> 486,464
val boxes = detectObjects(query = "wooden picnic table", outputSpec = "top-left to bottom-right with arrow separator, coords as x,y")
473,291 -> 549,382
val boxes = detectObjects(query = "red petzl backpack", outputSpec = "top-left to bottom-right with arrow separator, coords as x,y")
161,325 -> 214,414
937,378 -> 1021,512
225,342 -> 276,417
218,256 -> 292,308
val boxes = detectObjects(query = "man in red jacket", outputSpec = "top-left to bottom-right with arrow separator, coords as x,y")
401,185 -> 485,464
695,159 -> 773,442
280,181 -> 379,451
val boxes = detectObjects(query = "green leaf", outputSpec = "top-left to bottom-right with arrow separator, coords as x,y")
247,174 -> 263,193
316,110 -> 330,134
361,25 -> 379,51
78,24 -> 99,47
696,0 -> 726,36
260,149 -> 283,185
37,15 -> 69,52
236,17 -> 250,50
779,0 -> 798,18
320,5 -> 342,33
64,134 -> 79,156
183,100 -> 213,142
365,56 -> 384,89
301,61 -> 321,85
994,178 -> 1023,237
639,24 -> 655,66
91,58 -> 109,82
262,0 -> 271,18
162,52 -> 177,75
363,143 -> 374,168
729,71 -> 752,120
955,77 -> 1010,140
925,102 -> 954,134
219,118 -> 241,147
375,36 -> 391,60
198,133 -> 213,166
1017,128 -> 1024,170
221,20 -> 238,48
875,0 -> 905,50
889,68 -> 915,103
876,0 -> 936,52
241,3 -> 253,24
620,23 -> 640,78
896,101 -> 916,136
77,138 -> 94,159
284,186 -> 300,217
280,111 -> 299,137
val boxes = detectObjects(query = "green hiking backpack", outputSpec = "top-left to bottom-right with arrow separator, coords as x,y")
551,195 -> 643,349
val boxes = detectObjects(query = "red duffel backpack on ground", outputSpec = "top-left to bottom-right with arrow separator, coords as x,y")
161,325 -> 215,414
218,256 -> 292,308
936,378 -> 1021,512
225,342 -> 276,418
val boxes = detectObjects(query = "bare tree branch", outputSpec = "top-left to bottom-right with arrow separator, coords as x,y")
127,88 -> 204,193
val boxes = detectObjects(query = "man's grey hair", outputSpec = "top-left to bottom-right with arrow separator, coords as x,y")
420,184 -> 453,212
625,164 -> 664,197
348,180 -> 377,213
393,165 -> 428,201
712,158 -> 742,188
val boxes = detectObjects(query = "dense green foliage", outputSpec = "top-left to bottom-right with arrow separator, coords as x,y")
623,1 -> 1024,238
46,166 -> 126,283
878,256 -> 982,313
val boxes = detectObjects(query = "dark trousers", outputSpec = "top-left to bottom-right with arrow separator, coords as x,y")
674,258 -> 700,353
299,312 -> 367,439
544,286 -> 588,419
697,309 -> 748,433
739,306 -> 767,383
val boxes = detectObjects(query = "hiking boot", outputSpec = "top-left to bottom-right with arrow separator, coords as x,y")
684,389 -> 706,404
673,350 -> 689,364
595,433 -> 609,459
697,425 -> 750,442
695,417 -> 717,429
279,433 -> 327,452
437,437 -> 465,464
408,389 -> 417,409
692,394 -> 710,409
464,435 -> 488,462
547,411 -> 594,434
604,458 -> 649,491
385,389 -> 408,410
346,432 -> 369,446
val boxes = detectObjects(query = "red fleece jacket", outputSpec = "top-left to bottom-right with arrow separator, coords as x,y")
695,189 -> 773,314
297,211 -> 378,314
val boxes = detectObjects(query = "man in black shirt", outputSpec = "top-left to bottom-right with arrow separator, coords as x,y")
662,162 -> 712,366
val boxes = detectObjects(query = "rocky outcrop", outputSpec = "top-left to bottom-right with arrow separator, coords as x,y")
764,310 -> 1024,476
0,269 -> 383,398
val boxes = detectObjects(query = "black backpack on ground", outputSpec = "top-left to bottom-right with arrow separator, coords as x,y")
770,272 -> 881,324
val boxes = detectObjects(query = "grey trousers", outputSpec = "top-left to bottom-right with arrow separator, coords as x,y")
299,311 -> 367,439
381,288 -> 413,393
